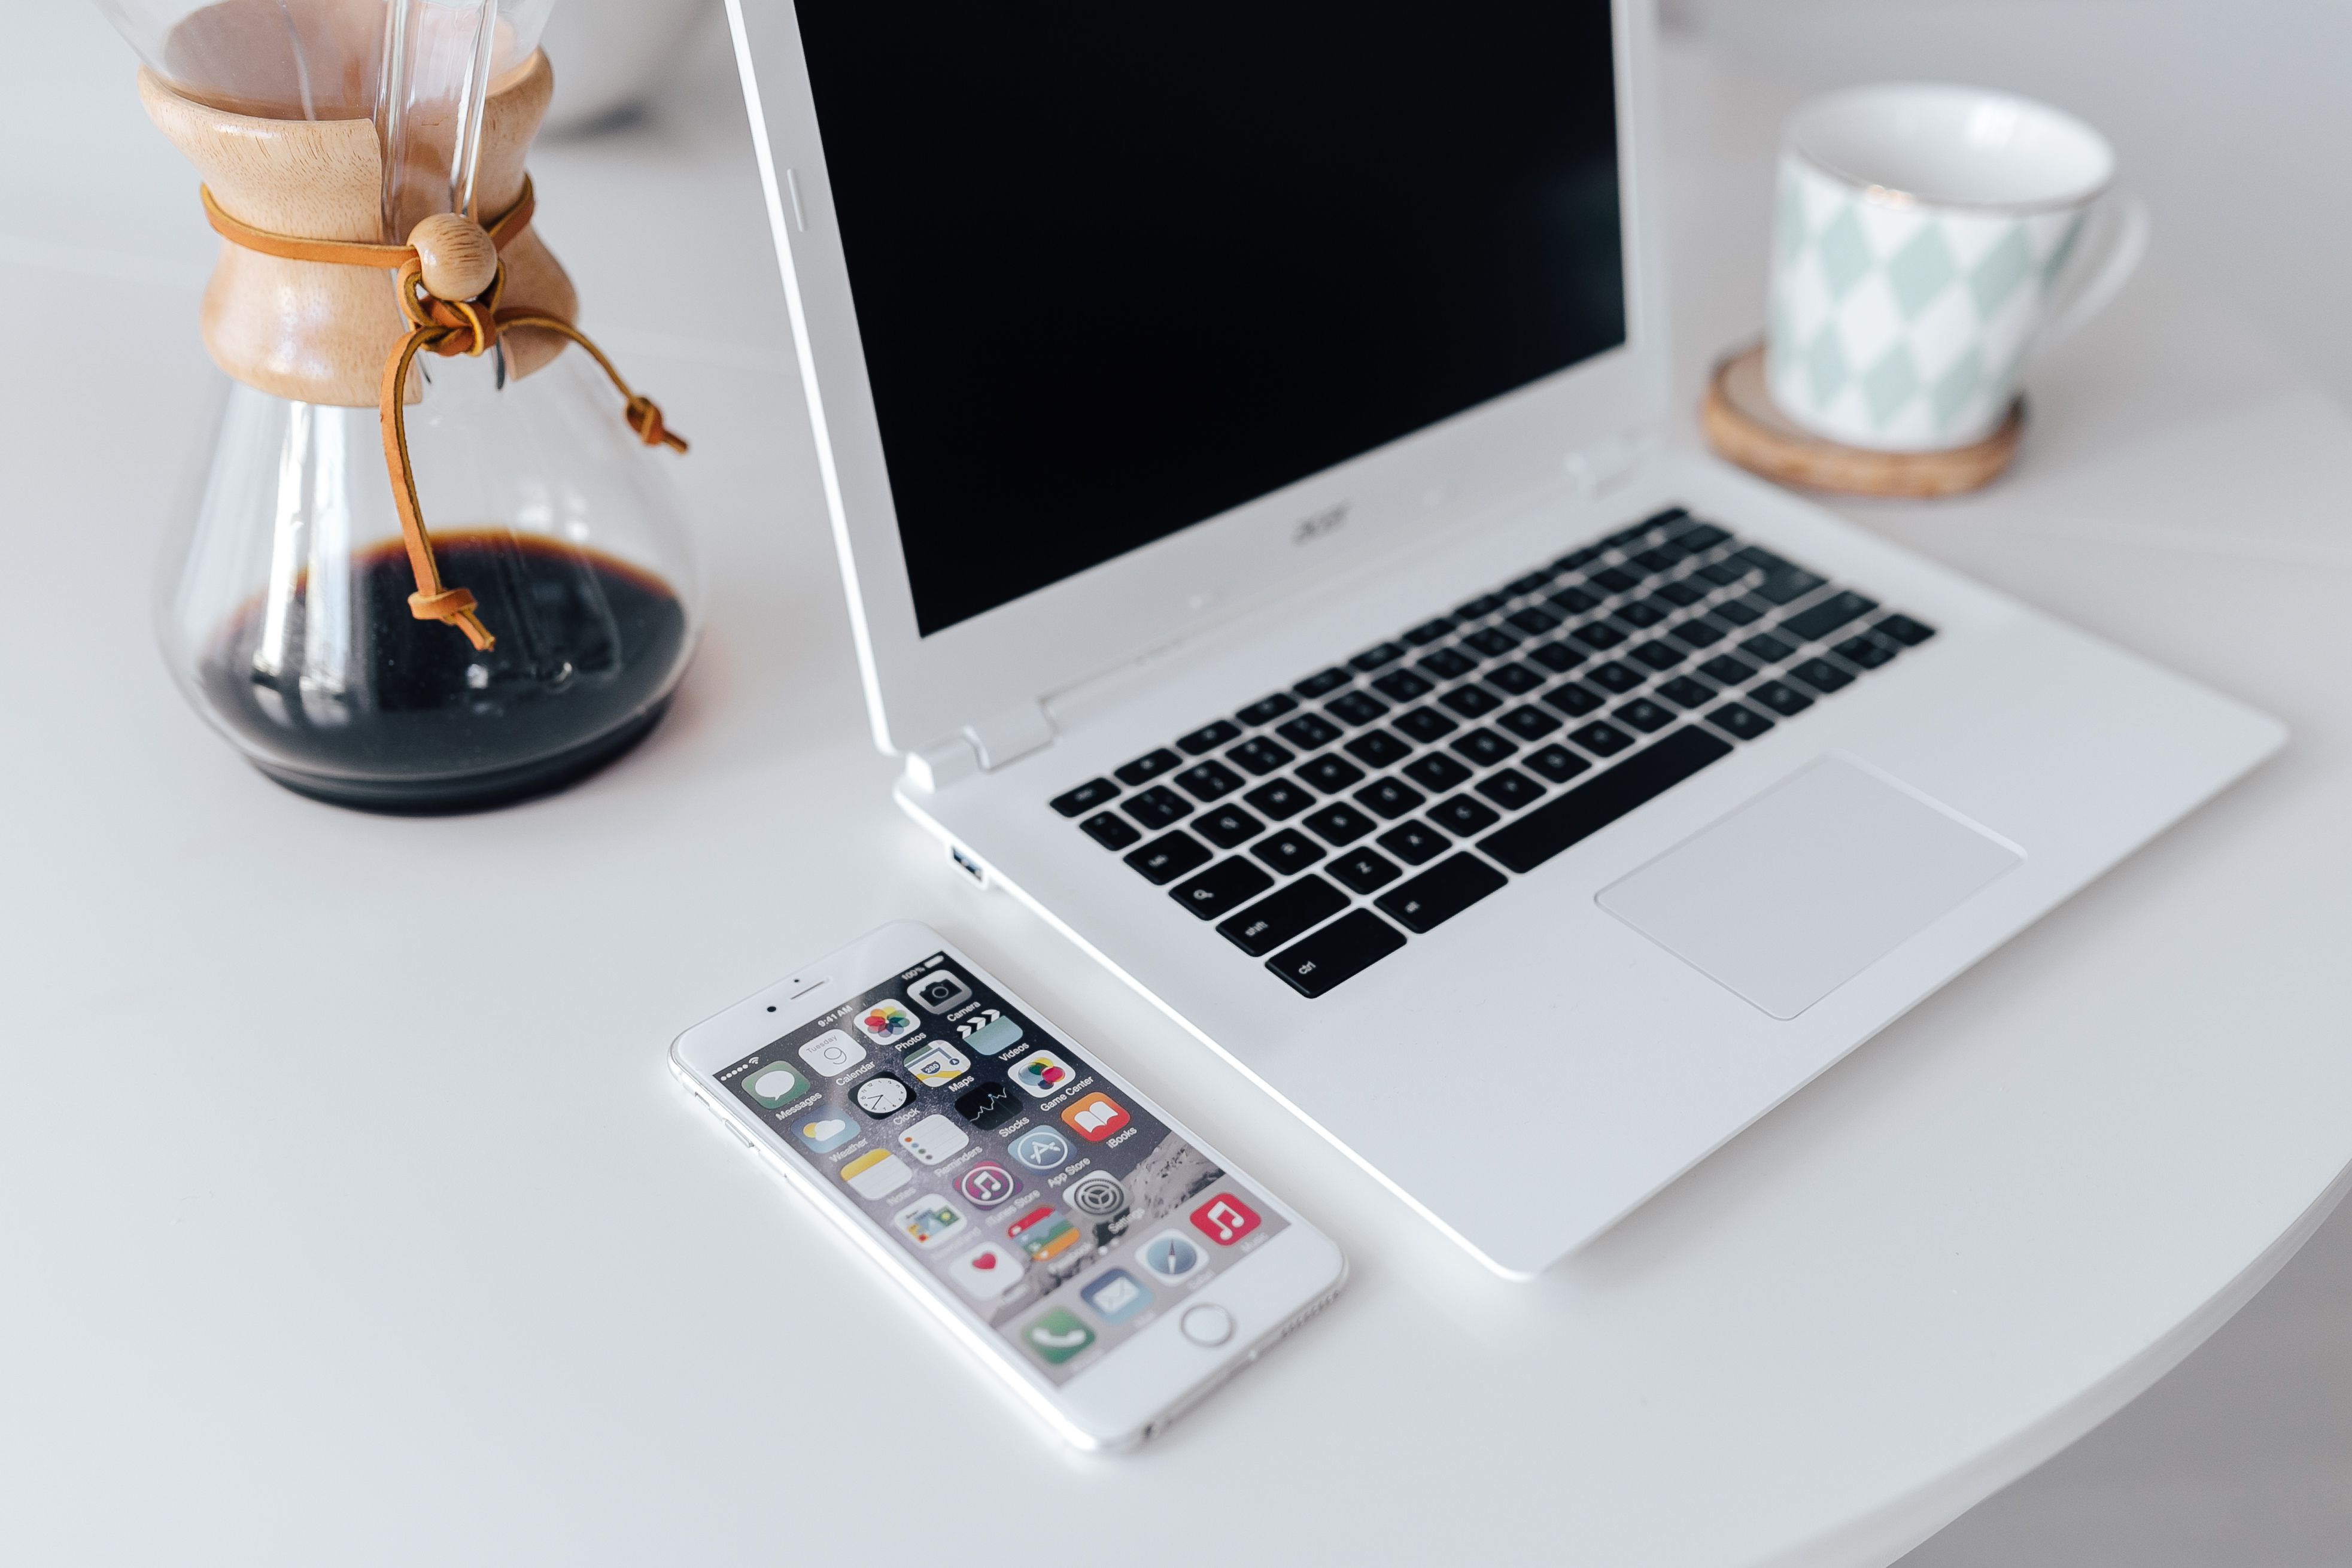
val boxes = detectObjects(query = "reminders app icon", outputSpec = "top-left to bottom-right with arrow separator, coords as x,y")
898,1113 -> 971,1166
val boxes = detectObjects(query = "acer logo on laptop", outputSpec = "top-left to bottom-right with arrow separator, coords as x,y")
1290,502 -> 1350,546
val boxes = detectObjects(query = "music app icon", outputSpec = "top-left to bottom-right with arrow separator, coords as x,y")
1187,1192 -> 1262,1247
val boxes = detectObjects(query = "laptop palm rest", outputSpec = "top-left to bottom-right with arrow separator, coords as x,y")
1597,756 -> 2023,1020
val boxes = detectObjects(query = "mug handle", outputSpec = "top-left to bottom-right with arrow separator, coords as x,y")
2029,190 -> 2151,360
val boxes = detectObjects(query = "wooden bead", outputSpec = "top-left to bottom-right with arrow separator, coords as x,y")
408,212 -> 499,301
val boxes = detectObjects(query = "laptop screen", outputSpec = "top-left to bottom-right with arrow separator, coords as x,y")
798,4 -> 1625,637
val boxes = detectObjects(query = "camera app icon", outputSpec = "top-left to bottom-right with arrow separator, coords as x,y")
910,970 -> 974,1015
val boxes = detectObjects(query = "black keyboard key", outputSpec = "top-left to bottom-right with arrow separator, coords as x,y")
1782,591 -> 1879,643
1464,627 -> 1523,658
1450,728 -> 1517,767
1297,754 -> 1368,793
1570,621 -> 1627,652
1615,600 -> 1667,628
1554,544 -> 1605,570
1546,585 -> 1602,616
1125,830 -> 1212,884
1236,692 -> 1298,726
1229,736 -> 1296,776
1344,728 -> 1414,769
1628,640 -> 1686,672
1507,570 -> 1557,595
1376,822 -> 1448,865
1675,522 -> 1730,550
1696,558 -> 1751,588
1874,613 -> 1937,646
1631,546 -> 1683,574
1403,617 -> 1457,646
1354,777 -> 1427,819
1789,657 -> 1855,694
1418,646 -> 1478,680
1302,803 -> 1377,846
1528,640 -> 1584,673
1524,743 -> 1591,785
1748,679 -> 1814,717
1496,706 -> 1561,742
1195,804 -> 1266,849
1052,777 -> 1119,817
1293,667 -> 1352,698
1479,728 -> 1734,873
1542,682 -> 1605,718
1218,875 -> 1348,956
1171,857 -> 1276,919
1589,566 -> 1640,594
1081,811 -> 1142,850
1654,578 -> 1707,608
1371,667 -> 1435,703
1658,675 -> 1717,710
1403,753 -> 1474,793
1429,794 -> 1502,835
1481,662 -> 1541,697
1266,910 -> 1407,998
1736,545 -> 1791,572
1506,606 -> 1562,636
1667,617 -> 1728,649
1454,592 -> 1508,620
1376,853 -> 1509,934
1392,706 -> 1458,744
1710,597 -> 1766,627
1740,631 -> 1798,664
1350,641 -> 1407,672
1276,713 -> 1343,750
1570,720 -> 1635,756
1329,847 -> 1403,895
1438,684 -> 1503,719
1242,779 -> 1314,820
1326,689 -> 1390,727
1252,827 -> 1326,874
1707,703 -> 1776,741
1178,719 -> 1244,755
1613,698 -> 1675,733
1755,568 -> 1829,606
1698,654 -> 1758,686
1174,760 -> 1244,801
1115,749 -> 1182,787
1587,660 -> 1645,694
1124,784 -> 1193,828
1475,768 -> 1545,812
1833,634 -> 1898,669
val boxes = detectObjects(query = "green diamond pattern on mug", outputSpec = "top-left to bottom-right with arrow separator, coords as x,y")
1766,154 -> 2086,451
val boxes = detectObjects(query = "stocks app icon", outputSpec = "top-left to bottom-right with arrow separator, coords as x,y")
956,1161 -> 1020,1209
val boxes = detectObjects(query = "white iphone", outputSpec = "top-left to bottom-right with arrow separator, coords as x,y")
668,920 -> 1347,1450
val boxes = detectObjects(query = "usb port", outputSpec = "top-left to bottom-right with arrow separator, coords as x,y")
948,844 -> 987,886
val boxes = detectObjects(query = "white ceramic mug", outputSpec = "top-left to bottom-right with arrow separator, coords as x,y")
1765,83 -> 2149,452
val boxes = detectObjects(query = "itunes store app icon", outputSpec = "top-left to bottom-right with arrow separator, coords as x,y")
957,1160 -> 1020,1210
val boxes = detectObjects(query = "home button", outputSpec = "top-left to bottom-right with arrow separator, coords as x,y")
1180,1303 -> 1233,1347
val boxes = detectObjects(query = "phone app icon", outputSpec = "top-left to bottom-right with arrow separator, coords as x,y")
960,1011 -> 1025,1055
1189,1192 -> 1262,1247
898,1113 -> 971,1166
954,1080 -> 1022,1130
742,1061 -> 811,1108
798,1029 -> 867,1078
1137,1230 -> 1208,1284
902,1039 -> 973,1088
892,1194 -> 968,1249
840,1148 -> 912,1200
946,1241 -> 1025,1300
853,999 -> 922,1048
1006,1204 -> 1082,1263
853,1075 -> 911,1118
794,1108 -> 861,1153
1064,1171 -> 1127,1217
956,1161 -> 1020,1209
1022,1308 -> 1096,1365
1008,1049 -> 1078,1098
1007,1126 -> 1072,1171
1080,1267 -> 1154,1326
1060,1092 -> 1131,1142
909,969 -> 973,1015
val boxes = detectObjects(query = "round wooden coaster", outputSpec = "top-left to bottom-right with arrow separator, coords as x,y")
1700,342 -> 2023,499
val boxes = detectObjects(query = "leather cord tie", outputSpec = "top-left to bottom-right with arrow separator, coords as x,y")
200,178 -> 688,651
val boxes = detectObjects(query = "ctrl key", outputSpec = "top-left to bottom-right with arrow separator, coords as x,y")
1265,909 -> 1407,997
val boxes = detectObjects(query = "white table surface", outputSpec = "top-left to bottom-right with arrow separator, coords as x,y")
6,14 -> 2349,1567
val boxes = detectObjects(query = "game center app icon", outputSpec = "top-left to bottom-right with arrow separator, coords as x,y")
1060,1092 -> 1130,1142
740,1060 -> 810,1108
797,1029 -> 866,1078
955,1161 -> 1020,1209
1189,1192 -> 1262,1246
1008,1049 -> 1077,1098
897,1113 -> 971,1166
853,998 -> 922,1048
1021,1308 -> 1095,1365
902,1038 -> 972,1087
891,1194 -> 968,1249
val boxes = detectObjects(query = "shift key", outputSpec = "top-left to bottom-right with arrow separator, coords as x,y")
1218,875 -> 1348,956
1374,853 -> 1509,933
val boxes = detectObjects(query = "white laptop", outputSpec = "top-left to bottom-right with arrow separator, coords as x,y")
724,0 -> 2283,1275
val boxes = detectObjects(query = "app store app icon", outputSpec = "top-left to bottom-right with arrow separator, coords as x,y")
1007,1127 -> 1072,1171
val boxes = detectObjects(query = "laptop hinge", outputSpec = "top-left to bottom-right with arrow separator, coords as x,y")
902,700 -> 1055,793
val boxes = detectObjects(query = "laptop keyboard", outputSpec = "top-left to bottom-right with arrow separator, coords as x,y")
1046,506 -> 1938,998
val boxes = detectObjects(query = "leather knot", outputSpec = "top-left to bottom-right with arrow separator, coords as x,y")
624,394 -> 689,453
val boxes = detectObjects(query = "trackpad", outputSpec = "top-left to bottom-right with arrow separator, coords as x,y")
1596,756 -> 2023,1020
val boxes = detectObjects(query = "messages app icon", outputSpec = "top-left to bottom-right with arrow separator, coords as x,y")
741,1061 -> 810,1108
